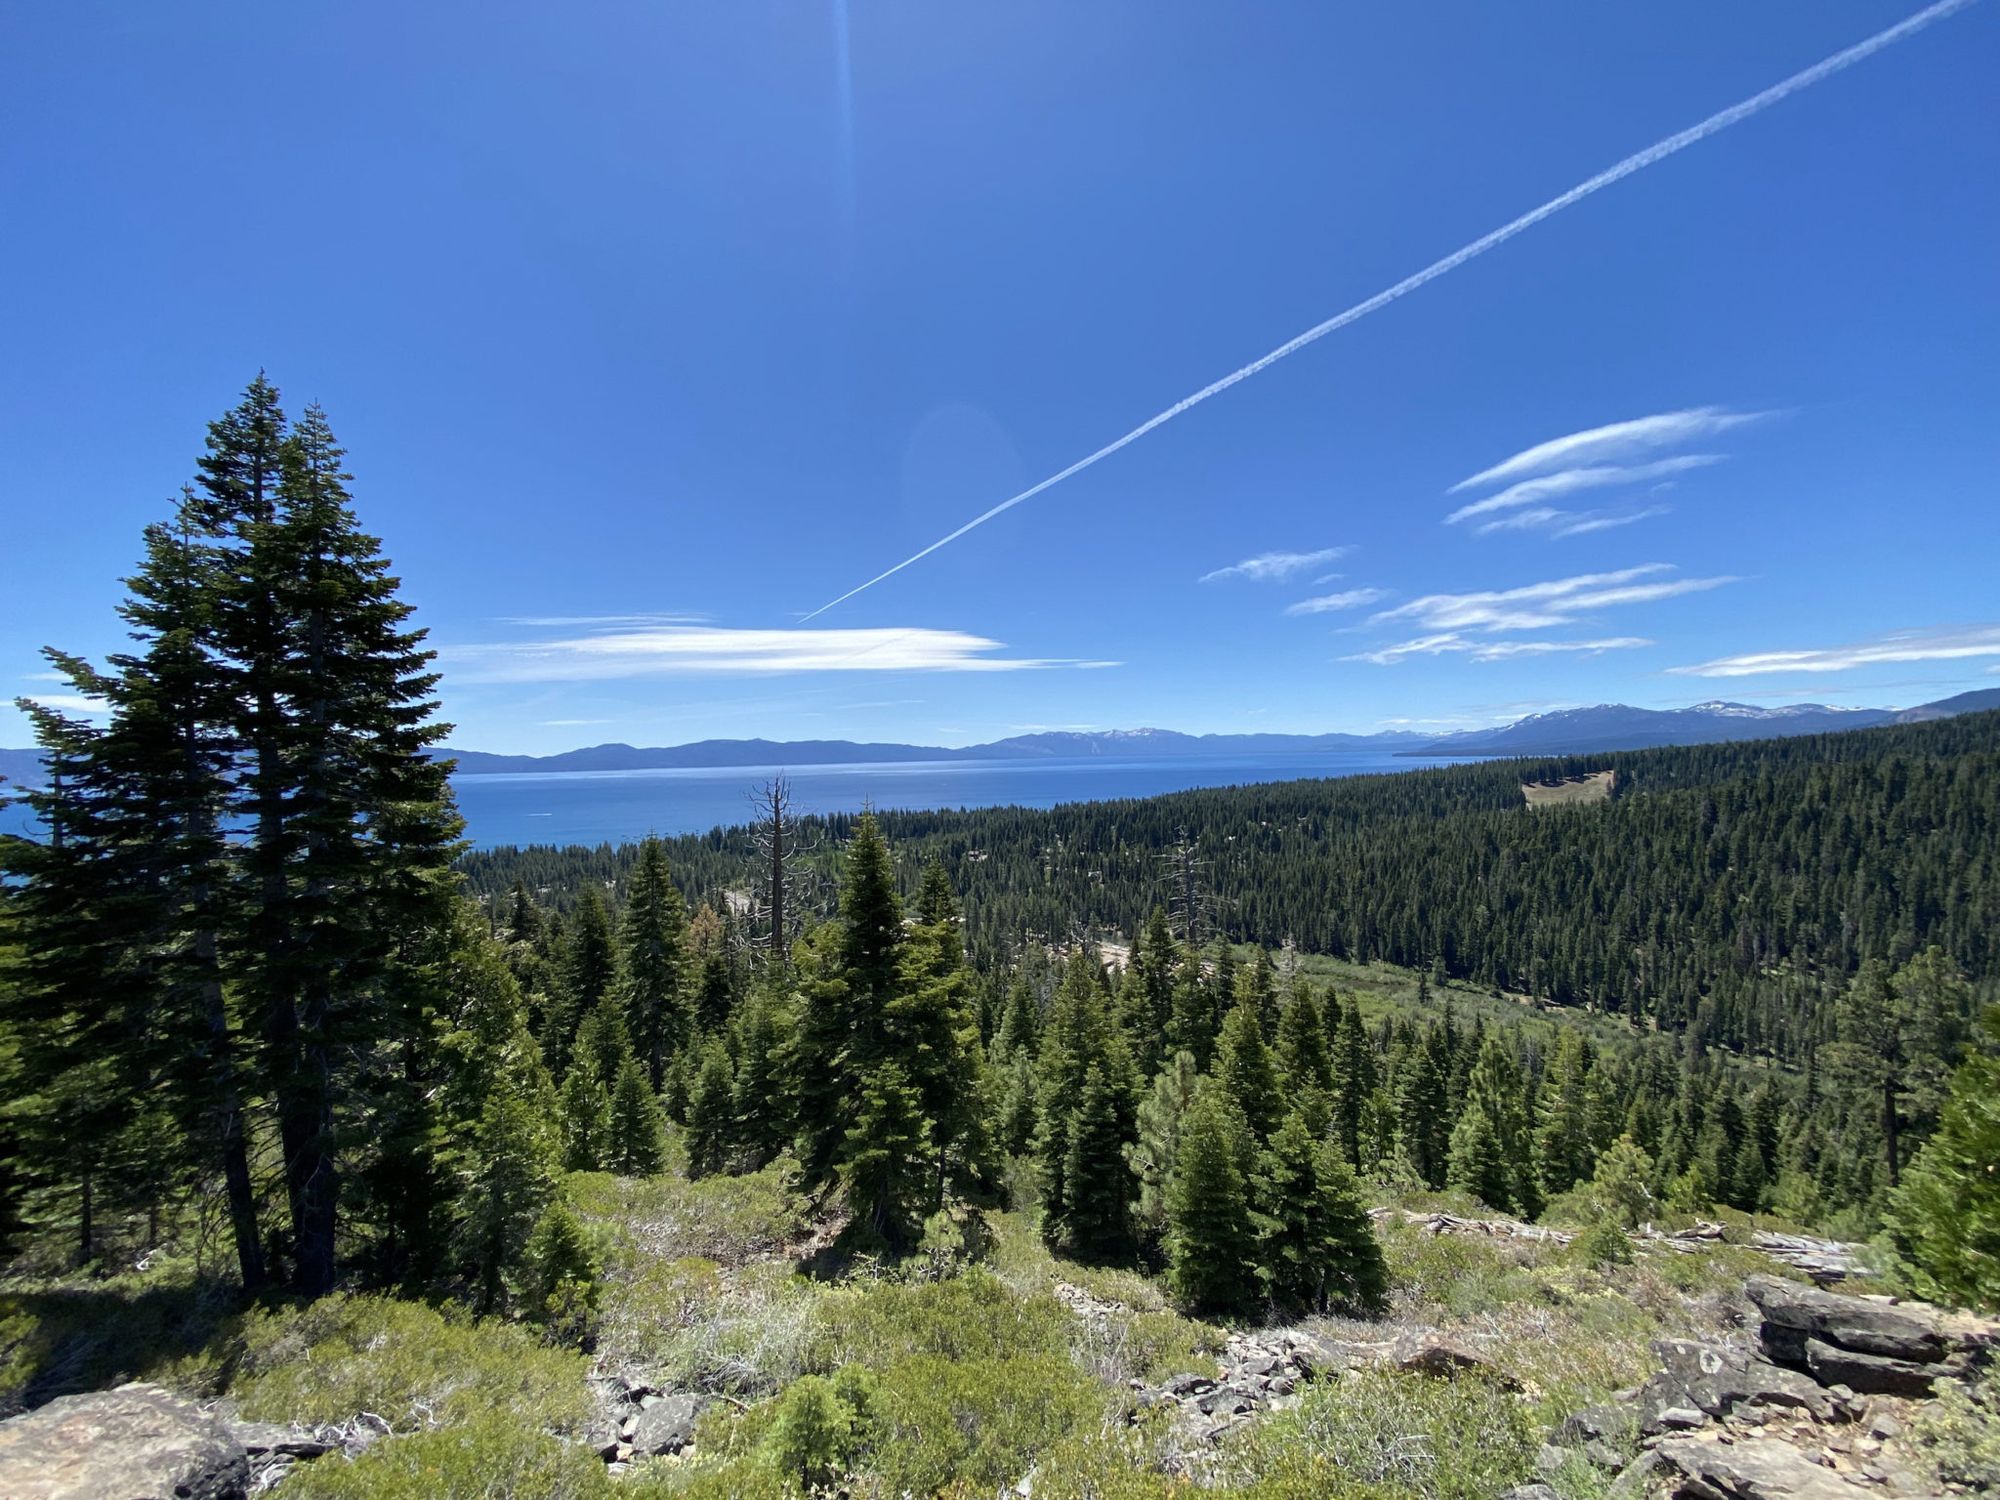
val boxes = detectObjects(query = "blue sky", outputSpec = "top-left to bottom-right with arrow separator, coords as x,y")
3,1 -> 1996,753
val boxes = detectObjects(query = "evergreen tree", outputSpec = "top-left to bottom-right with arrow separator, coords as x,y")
1535,1030 -> 1598,1200
1254,1107 -> 1388,1312
1034,952 -> 1139,1251
1060,1064 -> 1137,1261
561,887 -> 621,1043
685,1042 -> 736,1179
575,993 -> 636,1096
796,813 -> 903,1187
729,983 -> 792,1167
1447,1100 -> 1512,1212
621,838 -> 692,1090
559,1057 -> 613,1172
252,400 -> 460,1292
840,1061 -> 931,1251
1274,979 -> 1332,1096
1131,1049 -> 1201,1249
1165,1084 -> 1258,1315
1395,1028 -> 1453,1187
1888,1008 -> 2000,1310
607,1054 -> 670,1176
889,859 -> 992,1206
1216,1000 -> 1282,1142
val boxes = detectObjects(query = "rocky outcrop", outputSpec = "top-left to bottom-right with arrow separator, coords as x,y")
1648,1434 -> 1878,1499
1635,1338 -> 1845,1432
1745,1274 -> 1995,1397
1591,1278 -> 2000,1497
0,1383 -> 249,1500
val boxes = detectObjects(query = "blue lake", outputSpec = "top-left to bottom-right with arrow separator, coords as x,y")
450,752 -> 1484,849
2,751 -> 1491,850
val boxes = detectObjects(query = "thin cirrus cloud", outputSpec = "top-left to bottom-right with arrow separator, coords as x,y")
443,624 -> 1119,683
1472,503 -> 1673,538
1369,563 -> 1736,633
1448,409 -> 1764,494
1284,588 -> 1391,616
1668,625 -> 2000,678
1447,454 -> 1724,525
1343,635 -> 1651,666
1198,547 -> 1349,584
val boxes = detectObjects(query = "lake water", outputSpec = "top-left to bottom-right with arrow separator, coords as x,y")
450,752 -> 1483,849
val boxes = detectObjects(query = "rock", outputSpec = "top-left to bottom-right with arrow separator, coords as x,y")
1557,1404 -> 1630,1445
1499,1487 -> 1562,1500
627,1393 -> 709,1456
1800,1338 -> 1941,1399
1866,1413 -> 1901,1441
227,1421 -> 332,1460
1656,1406 -> 1709,1431
1193,1388 -> 1254,1417
1650,1435 -> 1877,1498
1606,1449 -> 1668,1498
1238,1354 -> 1280,1378
0,1383 -> 251,1500
1160,1372 -> 1213,1398
1638,1339 -> 1837,1431
1745,1276 -> 1949,1365
1583,1439 -> 1626,1472
1391,1331 -> 1497,1379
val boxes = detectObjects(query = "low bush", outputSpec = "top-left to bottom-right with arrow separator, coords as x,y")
809,1267 -> 1074,1369
1225,1367 -> 1536,1499
233,1294 -> 589,1434
1913,1367 -> 2000,1492
274,1411 -> 610,1500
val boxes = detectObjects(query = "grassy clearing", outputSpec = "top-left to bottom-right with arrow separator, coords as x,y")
1521,770 -> 1615,808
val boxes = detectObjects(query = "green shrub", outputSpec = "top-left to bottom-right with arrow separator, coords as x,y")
1913,1367 -> 2000,1492
1229,1368 -> 1535,1499
1378,1219 -> 1542,1318
234,1294 -> 589,1433
569,1160 -> 804,1268
865,1353 -> 1108,1496
274,1411 -> 610,1499
1564,1220 -> 1633,1270
758,1372 -> 865,1490
525,1201 -> 603,1346
809,1267 -> 1073,1369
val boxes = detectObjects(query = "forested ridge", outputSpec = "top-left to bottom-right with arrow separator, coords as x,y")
461,710 -> 2000,1062
4,379 -> 1999,1500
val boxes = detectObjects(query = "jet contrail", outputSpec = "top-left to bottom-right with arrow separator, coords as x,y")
802,0 -> 1977,621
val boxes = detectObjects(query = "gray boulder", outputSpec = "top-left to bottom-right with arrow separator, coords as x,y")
1798,1337 -> 1940,1399
1648,1435 -> 1875,1499
1636,1340 -> 1837,1432
1744,1275 -> 1948,1364
0,1383 -> 250,1500
628,1393 -> 710,1456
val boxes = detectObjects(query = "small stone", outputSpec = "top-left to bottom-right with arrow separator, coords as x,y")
1868,1413 -> 1902,1440
1655,1406 -> 1707,1430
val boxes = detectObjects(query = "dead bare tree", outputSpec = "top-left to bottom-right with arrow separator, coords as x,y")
1160,827 -> 1220,946
746,773 -> 820,966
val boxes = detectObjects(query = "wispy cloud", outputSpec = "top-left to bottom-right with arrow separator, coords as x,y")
1285,587 -> 1390,616
1370,564 -> 1734,633
799,0 -> 1974,618
18,693 -> 108,714
498,613 -> 707,629
1447,455 -> 1721,524
445,624 -> 1119,683
1200,547 -> 1349,584
1449,413 -> 1762,495
1343,635 -> 1652,666
1550,506 -> 1673,538
1669,625 -> 2000,678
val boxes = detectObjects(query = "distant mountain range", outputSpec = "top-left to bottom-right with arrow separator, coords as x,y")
4,689 -> 1996,788
1410,689 -> 2000,756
